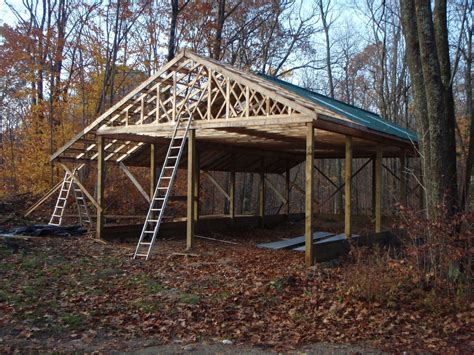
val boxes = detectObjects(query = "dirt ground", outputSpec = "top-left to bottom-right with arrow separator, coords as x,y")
0,227 -> 472,353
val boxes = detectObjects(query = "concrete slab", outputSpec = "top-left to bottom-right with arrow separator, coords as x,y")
257,231 -> 335,250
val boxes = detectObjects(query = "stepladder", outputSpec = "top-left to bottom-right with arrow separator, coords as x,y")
49,165 -> 92,229
134,116 -> 193,259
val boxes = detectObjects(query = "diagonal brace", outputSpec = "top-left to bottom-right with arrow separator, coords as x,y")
201,170 -> 230,201
59,163 -> 102,212
118,162 -> 150,203
264,176 -> 287,204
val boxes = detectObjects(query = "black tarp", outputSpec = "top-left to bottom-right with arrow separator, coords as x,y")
6,224 -> 86,237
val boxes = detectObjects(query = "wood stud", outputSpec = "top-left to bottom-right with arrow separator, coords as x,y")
375,145 -> 383,233
344,136 -> 352,239
305,123 -> 315,266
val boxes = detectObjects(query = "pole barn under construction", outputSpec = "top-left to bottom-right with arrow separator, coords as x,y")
40,50 -> 418,266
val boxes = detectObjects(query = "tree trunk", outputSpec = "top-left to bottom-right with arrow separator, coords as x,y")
167,0 -> 179,61
461,23 -> 473,209
400,0 -> 458,218
213,0 -> 226,60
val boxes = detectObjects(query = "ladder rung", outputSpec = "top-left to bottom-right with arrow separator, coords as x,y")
148,220 -> 158,222
135,254 -> 148,257
151,208 -> 162,211
168,156 -> 178,159
163,167 -> 174,169
144,231 -> 154,234
59,197 -> 66,200
139,242 -> 152,245
161,177 -> 171,179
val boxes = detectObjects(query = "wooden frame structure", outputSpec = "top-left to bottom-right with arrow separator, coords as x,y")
49,50 -> 418,266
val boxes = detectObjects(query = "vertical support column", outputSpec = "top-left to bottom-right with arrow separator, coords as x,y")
400,150 -> 407,207
259,169 -> 265,227
285,166 -> 290,216
187,129 -> 196,250
96,136 -> 105,239
193,151 -> 200,224
375,144 -> 383,233
305,122 -> 315,267
150,143 -> 156,198
372,157 -> 376,217
344,136 -> 352,239
230,170 -> 236,220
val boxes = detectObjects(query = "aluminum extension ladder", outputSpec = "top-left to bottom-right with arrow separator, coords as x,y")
134,116 -> 193,259
49,165 -> 91,229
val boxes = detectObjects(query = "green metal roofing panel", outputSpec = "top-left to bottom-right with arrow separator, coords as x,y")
258,73 -> 418,143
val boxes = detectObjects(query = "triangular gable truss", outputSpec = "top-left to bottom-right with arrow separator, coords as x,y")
52,50 -> 372,164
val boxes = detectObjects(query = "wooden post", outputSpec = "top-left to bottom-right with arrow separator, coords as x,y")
400,150 -> 407,207
230,170 -> 236,220
305,123 -> 315,266
193,151 -> 200,224
375,145 -> 383,233
285,166 -> 290,216
372,157 -> 376,217
187,129 -> 196,249
96,136 -> 105,239
344,136 -> 352,239
150,143 -> 156,198
259,170 -> 265,227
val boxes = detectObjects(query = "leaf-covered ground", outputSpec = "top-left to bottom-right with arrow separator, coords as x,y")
0,231 -> 472,353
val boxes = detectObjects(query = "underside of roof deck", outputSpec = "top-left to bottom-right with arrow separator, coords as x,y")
51,50 -> 418,174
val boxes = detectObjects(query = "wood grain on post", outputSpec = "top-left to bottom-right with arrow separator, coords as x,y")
186,129 -> 196,249
96,136 -> 105,239
305,122 -> 315,267
345,135 -> 352,239
375,145 -> 383,233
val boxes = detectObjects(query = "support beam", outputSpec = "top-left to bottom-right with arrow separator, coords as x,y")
318,159 -> 371,208
118,162 -> 150,203
187,129 -> 196,249
150,143 -> 157,198
201,170 -> 230,201
285,167 -> 290,216
264,176 -> 287,204
372,158 -> 376,217
344,136 -> 352,239
259,170 -> 265,226
400,150 -> 407,207
305,123 -> 315,266
194,151 -> 200,224
59,163 -> 101,212
230,170 -> 236,220
96,136 -> 105,239
24,181 -> 63,217
375,145 -> 383,233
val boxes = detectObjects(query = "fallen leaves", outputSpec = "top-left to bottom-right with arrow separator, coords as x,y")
0,235 -> 472,353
